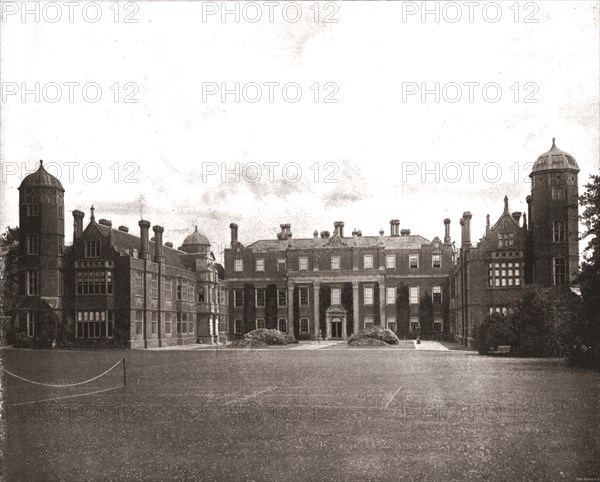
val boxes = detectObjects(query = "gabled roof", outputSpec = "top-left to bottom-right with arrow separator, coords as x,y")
93,223 -> 200,270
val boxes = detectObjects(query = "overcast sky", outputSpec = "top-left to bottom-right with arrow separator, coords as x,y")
1,1 -> 598,261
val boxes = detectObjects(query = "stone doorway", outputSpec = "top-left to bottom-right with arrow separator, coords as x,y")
325,306 -> 347,340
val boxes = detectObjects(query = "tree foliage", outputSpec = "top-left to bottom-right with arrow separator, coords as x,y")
1,226 -> 19,343
572,174 -> 600,367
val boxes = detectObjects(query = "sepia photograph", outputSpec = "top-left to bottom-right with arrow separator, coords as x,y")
0,1 -> 599,481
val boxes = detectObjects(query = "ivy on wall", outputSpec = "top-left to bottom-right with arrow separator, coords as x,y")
373,282 -> 380,325
396,283 -> 409,338
293,286 -> 300,338
265,284 -> 278,329
420,291 -> 433,333
318,285 -> 331,337
342,282 -> 353,334
243,283 -> 256,334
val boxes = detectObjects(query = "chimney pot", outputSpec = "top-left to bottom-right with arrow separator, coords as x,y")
165,242 -> 174,248
118,225 -> 129,233
443,218 -> 451,244
72,210 -> 85,241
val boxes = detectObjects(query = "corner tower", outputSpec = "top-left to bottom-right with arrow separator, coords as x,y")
16,160 -> 65,336
528,139 -> 579,287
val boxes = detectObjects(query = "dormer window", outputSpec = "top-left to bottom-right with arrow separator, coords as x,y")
432,253 -> 441,268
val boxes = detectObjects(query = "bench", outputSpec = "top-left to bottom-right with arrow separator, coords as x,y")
489,345 -> 511,355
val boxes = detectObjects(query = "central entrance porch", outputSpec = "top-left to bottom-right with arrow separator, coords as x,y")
325,305 -> 348,340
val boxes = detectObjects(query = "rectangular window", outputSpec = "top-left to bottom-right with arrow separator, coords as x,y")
84,240 -> 101,258
135,311 -> 143,335
387,316 -> 397,332
300,317 -> 309,333
26,234 -> 39,255
409,316 -> 419,332
299,287 -> 309,307
256,318 -> 265,329
76,311 -> 112,338
189,282 -> 194,302
553,258 -> 566,286
151,274 -> 158,299
234,258 -> 243,272
432,253 -> 441,268
553,221 -> 566,242
151,312 -> 157,335
409,254 -> 419,269
135,272 -> 144,297
552,186 -> 565,200
488,261 -> 521,288
165,312 -> 172,334
277,289 -> 287,307
498,233 -> 515,248
331,287 -> 341,305
176,313 -> 182,334
278,259 -> 286,272
409,286 -> 419,304
164,278 -> 172,300
364,316 -> 374,329
176,279 -> 182,300
26,204 -> 39,216
432,286 -> 442,304
363,255 -> 373,269
433,316 -> 443,331
278,318 -> 287,332
234,289 -> 244,307
26,312 -> 37,337
255,288 -> 266,308
364,286 -> 374,305
256,258 -> 264,272
58,203 -> 64,219
181,313 -> 188,334
76,270 -> 112,295
299,257 -> 308,271
386,255 -> 396,269
331,256 -> 340,270
26,270 -> 38,295
386,286 -> 396,305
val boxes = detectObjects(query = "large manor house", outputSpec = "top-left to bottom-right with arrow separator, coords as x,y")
13,139 -> 580,348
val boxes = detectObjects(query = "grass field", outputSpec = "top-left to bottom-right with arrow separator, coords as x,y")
1,347 -> 598,481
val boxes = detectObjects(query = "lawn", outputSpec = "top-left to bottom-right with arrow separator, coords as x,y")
1,347 -> 598,481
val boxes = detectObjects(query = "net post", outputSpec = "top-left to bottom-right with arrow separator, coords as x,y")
122,357 -> 126,387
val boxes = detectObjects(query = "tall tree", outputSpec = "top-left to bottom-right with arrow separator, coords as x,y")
573,174 -> 600,367
0,226 -> 19,342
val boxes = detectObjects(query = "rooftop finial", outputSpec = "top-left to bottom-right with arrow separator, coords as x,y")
503,195 -> 509,213
39,159 -> 43,168
195,225 -> 198,232
552,137 -> 556,148
90,205 -> 95,221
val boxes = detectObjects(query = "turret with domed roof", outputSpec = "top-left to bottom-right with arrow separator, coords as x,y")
179,225 -> 211,256
16,160 -> 65,334
528,138 -> 579,287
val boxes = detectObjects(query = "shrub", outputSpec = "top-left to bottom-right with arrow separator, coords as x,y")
297,333 -> 313,341
285,334 -> 298,344
229,338 -> 268,349
348,327 -> 400,346
477,313 -> 513,355
349,337 -> 387,347
244,328 -> 288,345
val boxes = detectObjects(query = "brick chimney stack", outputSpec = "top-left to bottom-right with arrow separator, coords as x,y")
138,220 -> 151,260
230,223 -> 238,248
153,225 -> 164,263
73,210 -> 85,241
390,219 -> 400,237
462,211 -> 472,248
443,218 -> 451,244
